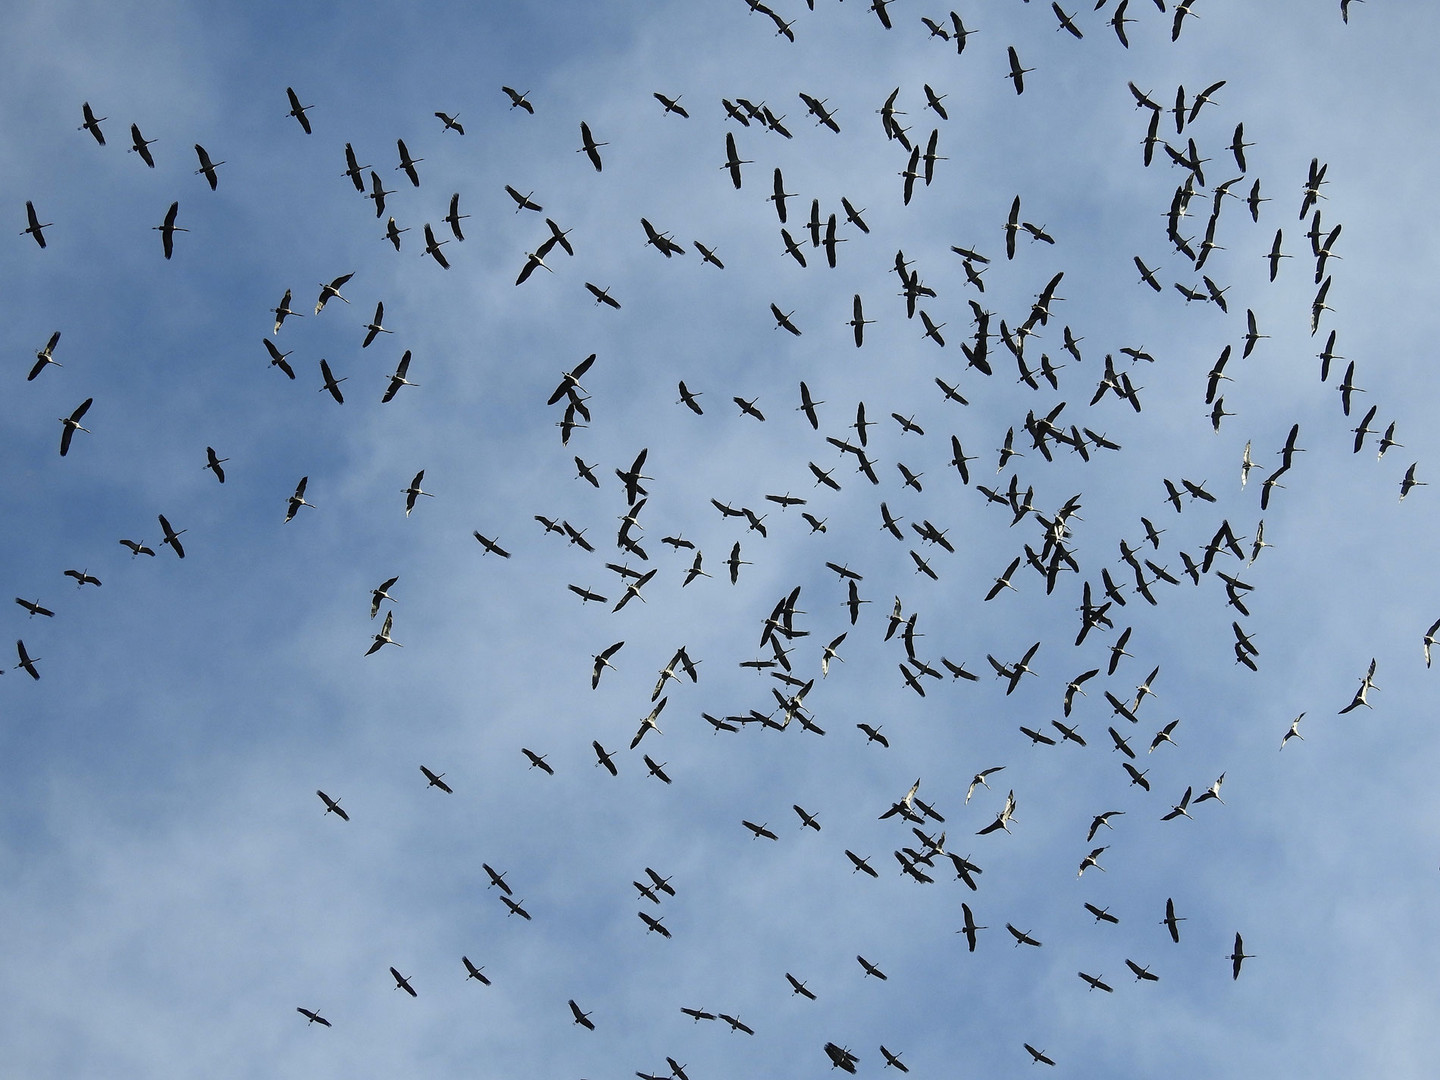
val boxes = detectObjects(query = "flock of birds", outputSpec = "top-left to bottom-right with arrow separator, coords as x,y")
7,0 -> 1419,1075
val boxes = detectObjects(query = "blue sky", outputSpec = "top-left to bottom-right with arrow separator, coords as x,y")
3,1 -> 1439,1076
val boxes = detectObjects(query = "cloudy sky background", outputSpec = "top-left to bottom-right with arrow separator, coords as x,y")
3,1 -> 1439,1076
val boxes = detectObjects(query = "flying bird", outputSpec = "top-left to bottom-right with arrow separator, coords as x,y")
285,477 -> 314,522
29,330 -> 62,381
568,999 -> 594,1029
502,87 -> 534,113
193,144 -> 224,189
79,102 -> 107,144
23,201 -> 53,248
128,124 -> 157,167
316,790 -> 348,820
1226,932 -> 1253,979
285,87 -> 314,133
315,272 -> 354,314
1007,46 -> 1033,94
58,398 -> 93,456
578,121 -> 606,170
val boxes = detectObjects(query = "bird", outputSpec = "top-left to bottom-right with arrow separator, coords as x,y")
1085,902 -> 1119,925
1024,1044 -> 1055,1066
743,820 -> 778,840
593,741 -> 618,776
434,110 -> 463,134
23,201 -> 53,248
79,102 -> 107,144
857,955 -> 888,979
578,121 -> 606,170
318,359 -> 347,403
825,1043 -> 860,1074
654,92 -> 689,117
792,804 -> 821,831
296,1007 -> 331,1027
481,864 -> 512,895
366,611 -> 401,655
718,1013 -> 754,1035
401,470 -> 433,515
420,765 -> 452,793
421,223 -> 451,268
1006,923 -> 1042,948
14,598 -> 55,619
568,1000 -> 595,1029
192,144 -> 224,189
957,902 -> 987,951
64,570 -> 102,589
1162,898 -> 1186,942
501,86 -> 534,112
367,171 -> 395,217
1077,846 -> 1108,877
341,143 -> 369,191
285,88 -> 314,133
1226,933 -> 1253,979
1195,774 -> 1226,805
1401,464 -> 1426,501
1161,786 -> 1193,821
29,330 -> 62,381
1126,959 -> 1160,982
879,1045 -> 909,1072
367,576 -> 399,620
58,398 -> 93,456
128,124 -> 157,167
461,956 -> 490,985
316,790 -> 349,821
201,446 -> 228,483
285,477 -> 314,523
785,972 -> 816,1000
1007,46 -> 1033,94
629,698 -> 667,749
395,139 -> 422,186
315,273 -> 354,314
263,338 -> 298,378
389,967 -> 417,997
1339,658 -> 1379,713
157,515 -> 186,559
380,351 -> 419,403
272,289 -> 302,335
586,282 -> 621,309
845,850 -> 879,878
15,640 -> 41,680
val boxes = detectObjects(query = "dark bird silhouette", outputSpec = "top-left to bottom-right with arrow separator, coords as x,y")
285,87 -> 314,133
569,999 -> 595,1029
128,124 -> 157,167
1226,933 -> 1253,979
59,398 -> 93,456
23,201 -> 52,248
316,790 -> 348,820
153,201 -> 186,259
79,102 -> 107,144
193,144 -> 224,189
